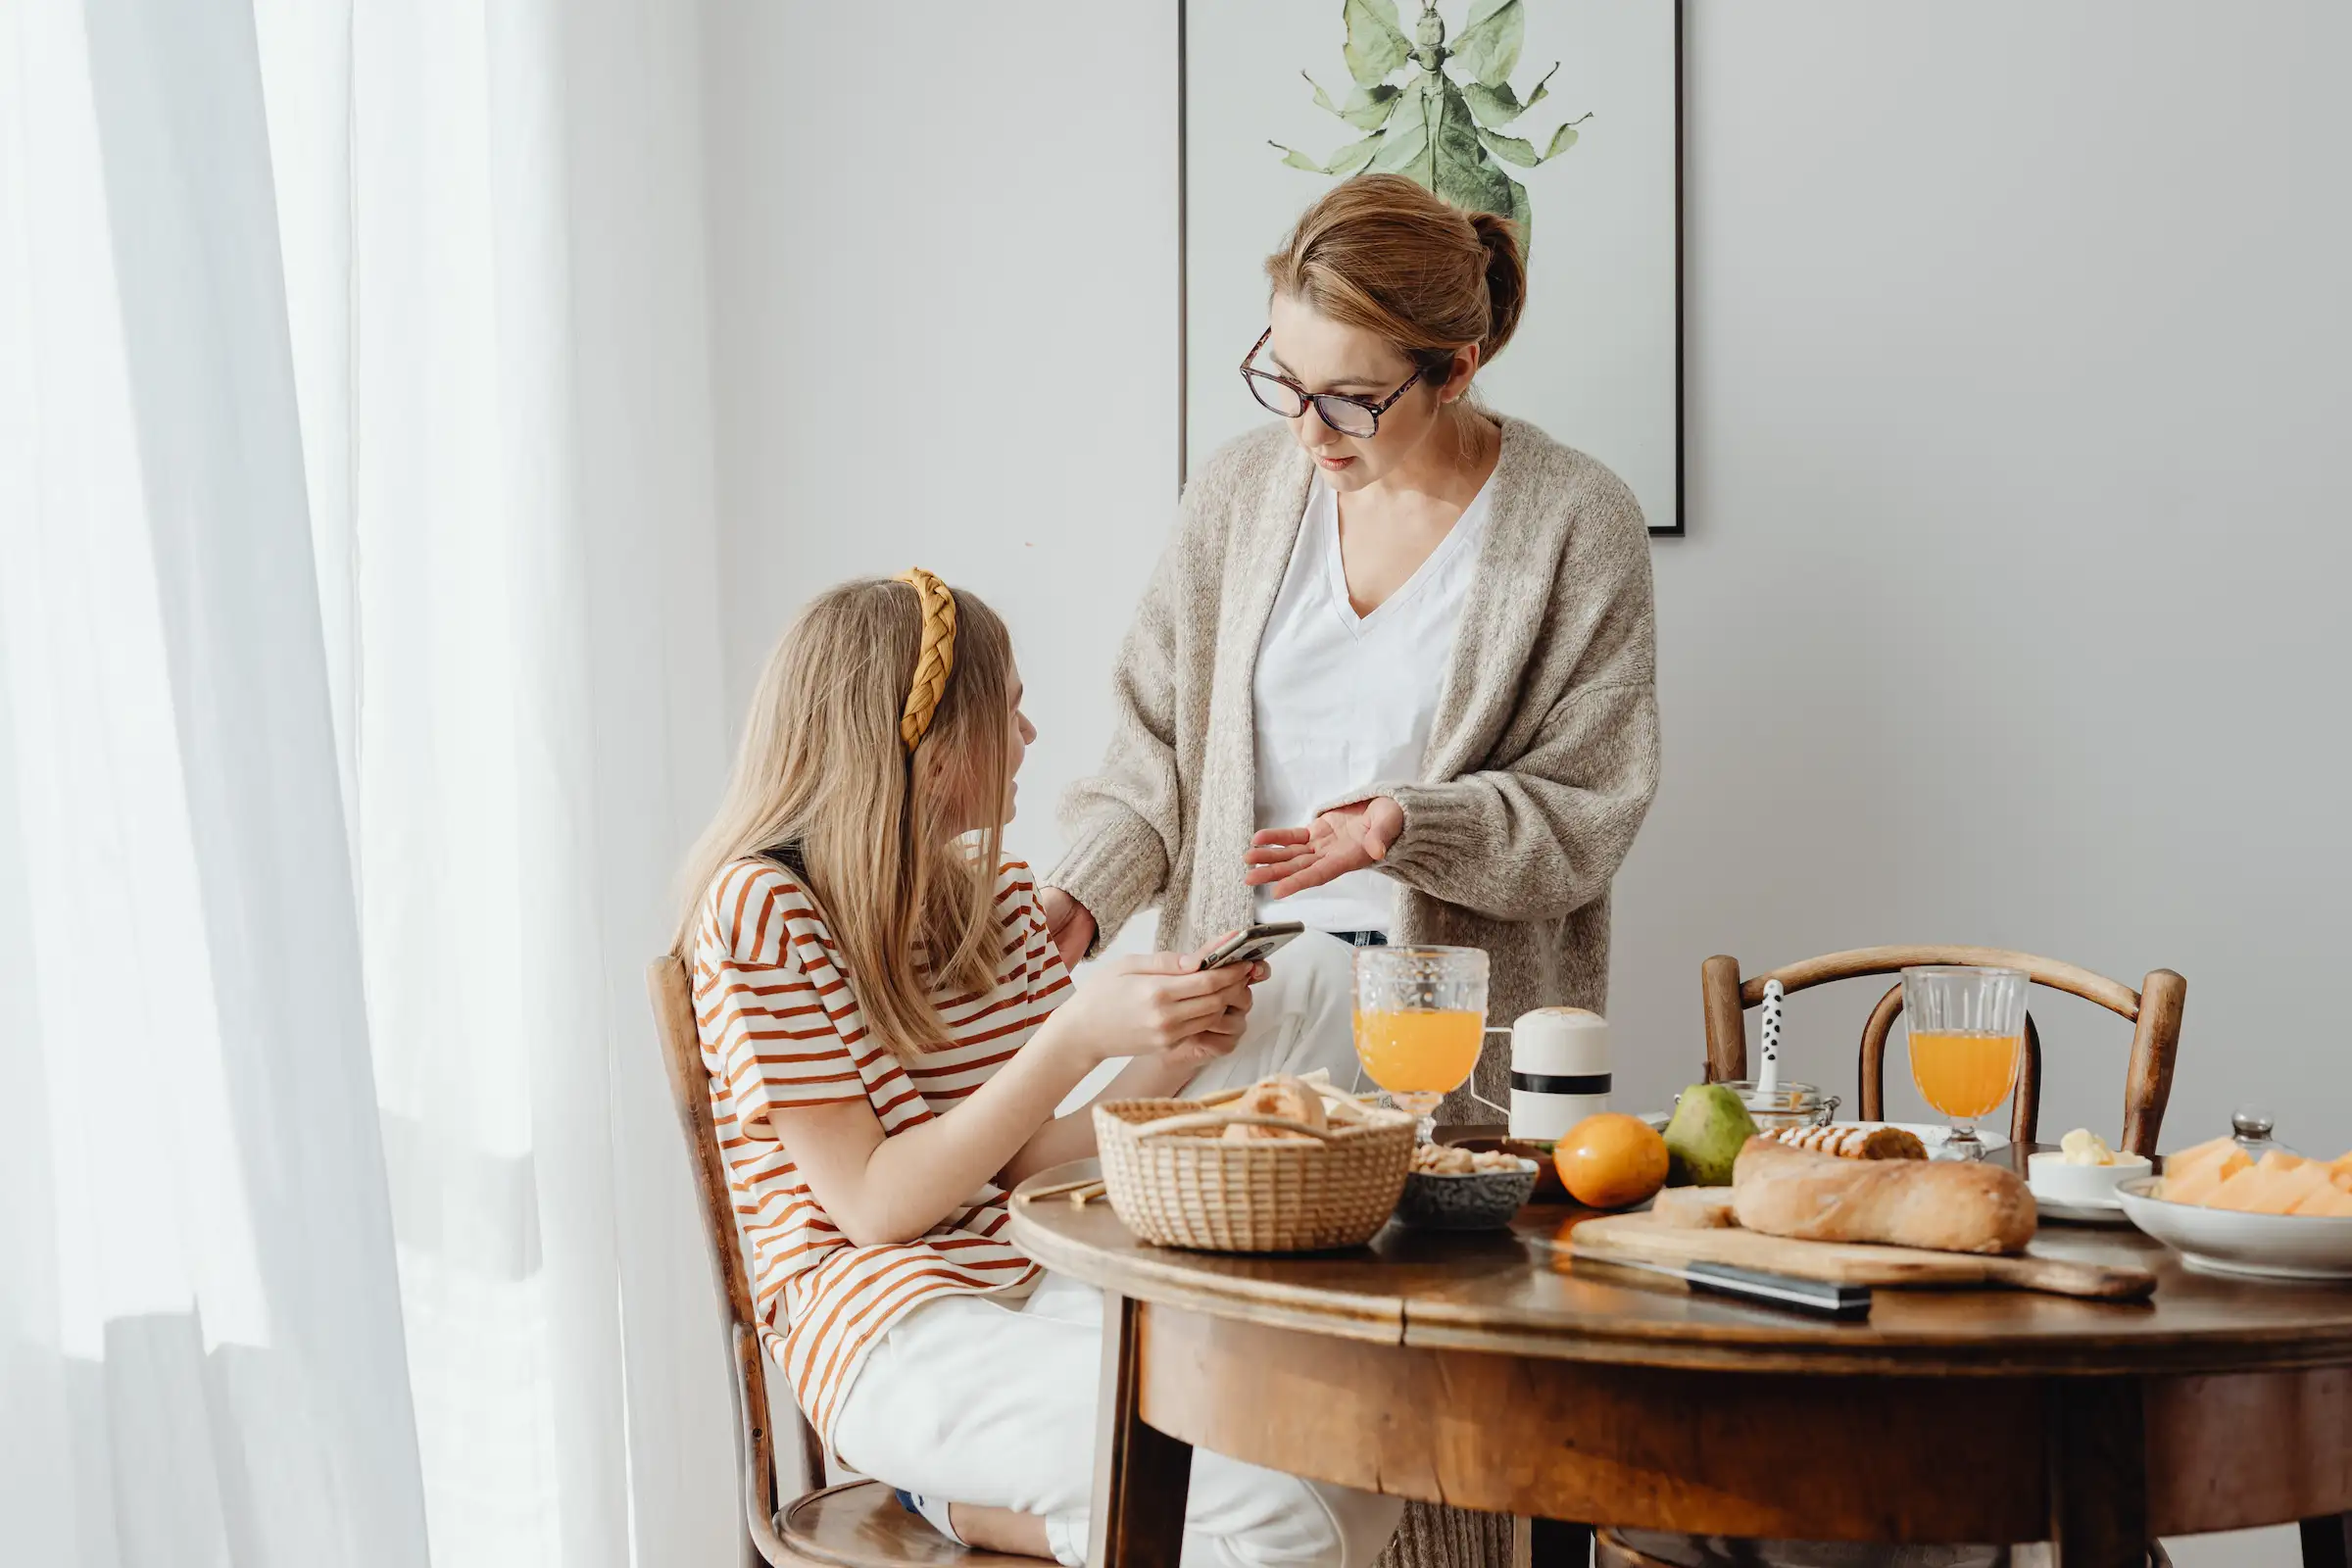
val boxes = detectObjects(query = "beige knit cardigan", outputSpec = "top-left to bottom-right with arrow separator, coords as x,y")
1049,416 -> 1660,1106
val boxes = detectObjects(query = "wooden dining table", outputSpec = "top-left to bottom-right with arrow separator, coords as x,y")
1008,1140 -> 2352,1568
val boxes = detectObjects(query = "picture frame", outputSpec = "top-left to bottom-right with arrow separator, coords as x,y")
1178,0 -> 1686,538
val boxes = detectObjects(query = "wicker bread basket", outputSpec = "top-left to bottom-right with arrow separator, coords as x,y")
1092,1097 -> 1417,1252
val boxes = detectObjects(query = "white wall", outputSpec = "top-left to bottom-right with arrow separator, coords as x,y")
703,7 -> 2349,1561
701,1 -> 1179,880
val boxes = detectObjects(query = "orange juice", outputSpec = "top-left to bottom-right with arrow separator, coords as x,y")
1353,1008 -> 1483,1096
1908,1029 -> 2022,1120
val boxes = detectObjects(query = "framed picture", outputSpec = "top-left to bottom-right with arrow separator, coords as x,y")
1180,0 -> 1685,537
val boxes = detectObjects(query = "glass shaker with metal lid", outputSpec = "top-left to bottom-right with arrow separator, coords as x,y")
2230,1106 -> 2298,1161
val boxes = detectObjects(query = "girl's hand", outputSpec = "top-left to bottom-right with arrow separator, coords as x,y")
1039,886 -> 1097,972
1244,797 -> 1405,899
1049,951 -> 1261,1066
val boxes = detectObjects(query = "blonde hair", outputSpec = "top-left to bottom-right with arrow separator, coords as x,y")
1264,173 -> 1528,387
672,577 -> 1015,1057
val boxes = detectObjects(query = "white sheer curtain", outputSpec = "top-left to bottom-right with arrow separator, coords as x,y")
2,1 -> 735,1564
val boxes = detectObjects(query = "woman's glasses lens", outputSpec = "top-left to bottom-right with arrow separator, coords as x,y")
1245,371 -> 1306,419
1244,369 -> 1380,437
1314,397 -> 1378,437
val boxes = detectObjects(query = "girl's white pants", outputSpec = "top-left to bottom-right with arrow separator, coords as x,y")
829,934 -> 1405,1566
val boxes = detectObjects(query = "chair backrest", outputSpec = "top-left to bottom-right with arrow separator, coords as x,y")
1698,946 -> 2186,1156
646,954 -> 819,1564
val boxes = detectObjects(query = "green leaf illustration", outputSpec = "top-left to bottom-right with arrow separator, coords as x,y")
1273,132 -> 1387,177
1307,73 -> 1402,131
1475,125 -> 1540,169
1432,81 -> 1515,220
1507,177 -> 1534,255
1463,61 -> 1556,127
1476,106 -> 1586,170
1274,2 -> 1588,260
1451,0 -> 1525,87
1342,0 -> 1411,88
1366,115 -> 1433,179
1366,76 -> 1436,179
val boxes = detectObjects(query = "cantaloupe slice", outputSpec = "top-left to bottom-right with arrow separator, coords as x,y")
2200,1165 -> 2272,1210
2164,1148 -> 2250,1204
2289,1182 -> 2352,1217
2210,1160 -> 2332,1214
2205,1160 -> 2327,1213
2154,1133 -> 2230,1170
2163,1137 -> 2238,1180
2256,1150 -> 2308,1174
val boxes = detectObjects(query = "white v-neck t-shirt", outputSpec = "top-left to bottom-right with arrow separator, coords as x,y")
1250,476 -> 1494,933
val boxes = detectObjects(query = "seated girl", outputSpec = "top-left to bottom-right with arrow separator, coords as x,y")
674,570 -> 1401,1565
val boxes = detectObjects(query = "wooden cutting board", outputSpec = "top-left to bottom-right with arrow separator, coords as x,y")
1572,1212 -> 2157,1300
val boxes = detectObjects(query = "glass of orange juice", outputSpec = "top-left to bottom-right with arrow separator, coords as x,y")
1901,965 -> 2028,1161
1352,946 -> 1489,1143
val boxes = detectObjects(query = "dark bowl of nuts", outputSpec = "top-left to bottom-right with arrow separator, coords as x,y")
1393,1144 -> 1541,1231
1446,1136 -> 1566,1202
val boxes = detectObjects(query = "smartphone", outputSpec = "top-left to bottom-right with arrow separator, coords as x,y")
1198,921 -> 1305,970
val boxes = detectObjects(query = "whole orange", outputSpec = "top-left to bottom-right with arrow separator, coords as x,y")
1554,1113 -> 1670,1209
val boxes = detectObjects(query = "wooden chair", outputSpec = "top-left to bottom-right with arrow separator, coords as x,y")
646,956 -> 1026,1567
1597,948 -> 2193,1568
1697,947 -> 2186,1157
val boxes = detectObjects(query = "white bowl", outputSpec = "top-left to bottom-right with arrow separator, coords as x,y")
2028,1150 -> 2152,1206
2114,1175 -> 2352,1280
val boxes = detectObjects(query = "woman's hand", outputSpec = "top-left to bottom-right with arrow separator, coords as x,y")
1042,951 -> 1260,1068
1039,887 -> 1097,972
1244,797 -> 1405,899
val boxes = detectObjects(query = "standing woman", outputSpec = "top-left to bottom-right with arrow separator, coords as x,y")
1042,173 -> 1660,1105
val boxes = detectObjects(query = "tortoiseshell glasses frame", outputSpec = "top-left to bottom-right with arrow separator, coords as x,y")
1239,327 -> 1428,438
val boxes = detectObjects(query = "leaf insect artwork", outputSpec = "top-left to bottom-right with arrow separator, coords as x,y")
1273,0 -> 1591,249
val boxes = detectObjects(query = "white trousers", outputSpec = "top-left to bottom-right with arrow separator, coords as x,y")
830,934 -> 1403,1567
1171,929 -> 1361,1102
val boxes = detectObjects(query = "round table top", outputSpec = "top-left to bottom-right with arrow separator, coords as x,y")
1007,1152 -> 2352,1378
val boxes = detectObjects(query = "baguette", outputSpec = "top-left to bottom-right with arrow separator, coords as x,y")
1731,1136 -> 2037,1254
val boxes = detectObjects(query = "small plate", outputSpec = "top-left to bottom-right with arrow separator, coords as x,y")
2115,1175 -> 2352,1279
2027,1149 -> 2153,1222
2034,1193 -> 2134,1227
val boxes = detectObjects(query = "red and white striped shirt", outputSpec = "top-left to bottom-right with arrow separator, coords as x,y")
692,855 -> 1068,1447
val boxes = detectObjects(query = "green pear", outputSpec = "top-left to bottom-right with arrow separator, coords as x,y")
1662,1083 -> 1758,1187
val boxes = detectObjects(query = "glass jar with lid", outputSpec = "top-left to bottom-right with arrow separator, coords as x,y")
2230,1106 -> 2299,1161
1677,1080 -> 1841,1134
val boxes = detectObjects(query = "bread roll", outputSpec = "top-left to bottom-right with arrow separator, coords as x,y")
1731,1136 -> 2037,1254
1218,1075 -> 1328,1142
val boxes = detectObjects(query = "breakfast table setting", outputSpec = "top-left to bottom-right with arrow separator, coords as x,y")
1007,946 -> 2352,1568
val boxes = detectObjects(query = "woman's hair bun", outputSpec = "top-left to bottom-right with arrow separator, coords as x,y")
1264,173 -> 1535,383
1466,211 -> 1527,364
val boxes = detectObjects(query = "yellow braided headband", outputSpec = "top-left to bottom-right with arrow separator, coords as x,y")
896,567 -> 958,754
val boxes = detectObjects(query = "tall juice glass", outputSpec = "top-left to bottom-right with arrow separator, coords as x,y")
1352,946 -> 1489,1144
1902,965 -> 2028,1161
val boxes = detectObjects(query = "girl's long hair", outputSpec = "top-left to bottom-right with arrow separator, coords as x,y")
671,577 -> 1015,1056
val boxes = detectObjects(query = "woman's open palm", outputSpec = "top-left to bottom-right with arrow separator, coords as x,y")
1244,797 -> 1404,900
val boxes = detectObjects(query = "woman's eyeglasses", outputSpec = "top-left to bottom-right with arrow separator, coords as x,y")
1239,328 -> 1425,439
